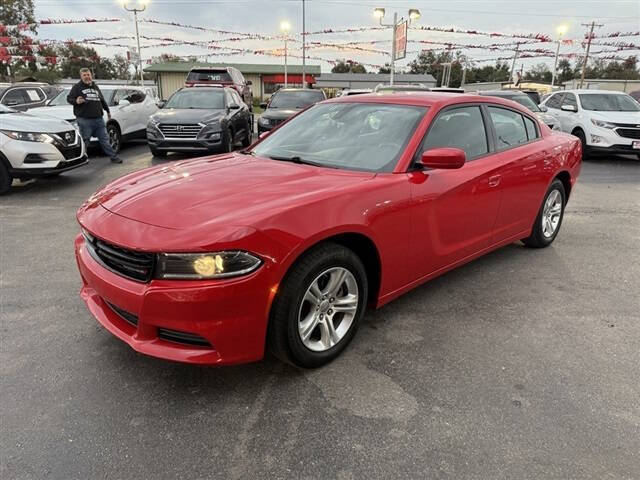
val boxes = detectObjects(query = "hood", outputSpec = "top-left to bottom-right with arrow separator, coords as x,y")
587,110 -> 640,125
91,153 -> 374,230
0,110 -> 75,132
151,108 -> 226,125
26,105 -> 76,122
262,108 -> 300,120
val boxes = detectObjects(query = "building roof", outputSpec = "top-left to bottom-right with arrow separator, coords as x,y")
317,73 -> 435,82
144,62 -> 321,75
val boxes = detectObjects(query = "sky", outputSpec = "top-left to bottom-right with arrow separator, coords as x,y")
31,0 -> 640,74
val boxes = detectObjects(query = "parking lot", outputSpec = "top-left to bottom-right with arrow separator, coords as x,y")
1,143 -> 639,479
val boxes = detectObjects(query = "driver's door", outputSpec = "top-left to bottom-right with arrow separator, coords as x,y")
407,104 -> 504,281
111,89 -> 133,135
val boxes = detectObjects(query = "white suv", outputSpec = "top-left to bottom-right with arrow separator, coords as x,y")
541,89 -> 640,159
28,85 -> 158,153
0,104 -> 87,194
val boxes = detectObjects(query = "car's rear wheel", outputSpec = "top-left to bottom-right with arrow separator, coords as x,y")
573,129 -> 588,161
0,161 -> 12,195
522,179 -> 566,248
150,146 -> 167,157
268,243 -> 368,368
107,123 -> 121,154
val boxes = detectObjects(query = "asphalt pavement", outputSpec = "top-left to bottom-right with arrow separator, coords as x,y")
1,141 -> 639,480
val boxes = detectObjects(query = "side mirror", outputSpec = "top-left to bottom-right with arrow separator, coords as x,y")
156,101 -> 165,108
228,104 -> 240,110
419,147 -> 466,170
118,99 -> 131,107
539,105 -> 548,112
260,102 -> 268,109
246,80 -> 252,86
561,104 -> 577,112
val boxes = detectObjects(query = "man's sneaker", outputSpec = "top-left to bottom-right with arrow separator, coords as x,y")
110,156 -> 123,164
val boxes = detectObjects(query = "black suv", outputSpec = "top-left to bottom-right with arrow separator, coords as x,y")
257,88 -> 326,134
0,82 -> 61,111
185,67 -> 253,111
147,87 -> 252,157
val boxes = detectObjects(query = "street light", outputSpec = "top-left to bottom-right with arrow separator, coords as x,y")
280,20 -> 291,88
551,24 -> 568,88
120,0 -> 148,86
374,7 -> 420,85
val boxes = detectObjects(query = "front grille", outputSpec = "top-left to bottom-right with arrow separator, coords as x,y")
613,122 -> 640,128
158,123 -> 203,139
106,301 -> 138,326
158,328 -> 212,347
615,128 -> 640,139
57,144 -> 82,160
85,234 -> 155,282
53,129 -> 78,147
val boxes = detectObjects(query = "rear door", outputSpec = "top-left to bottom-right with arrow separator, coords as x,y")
407,104 -> 504,279
484,105 -> 549,242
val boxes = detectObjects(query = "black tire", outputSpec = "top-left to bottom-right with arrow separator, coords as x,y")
573,129 -> 588,161
241,122 -> 252,147
107,123 -> 121,154
268,243 -> 369,368
522,179 -> 566,248
0,161 -> 12,195
150,146 -> 167,157
221,128 -> 234,153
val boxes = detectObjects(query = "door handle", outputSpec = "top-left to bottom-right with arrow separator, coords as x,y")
488,175 -> 501,187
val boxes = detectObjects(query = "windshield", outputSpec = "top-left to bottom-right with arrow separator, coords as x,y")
165,89 -> 225,109
579,93 -> 640,112
269,90 -> 325,109
49,88 -> 71,106
253,102 -> 427,172
187,70 -> 232,83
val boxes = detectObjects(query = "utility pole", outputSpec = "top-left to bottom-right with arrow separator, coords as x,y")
302,0 -> 306,88
390,12 -> 398,85
122,1 -> 147,86
580,21 -> 604,88
510,43 -> 519,85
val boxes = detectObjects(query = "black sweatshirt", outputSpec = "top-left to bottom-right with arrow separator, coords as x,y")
66,80 -> 110,119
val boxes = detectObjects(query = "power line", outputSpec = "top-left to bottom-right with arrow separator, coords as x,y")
579,21 -> 604,88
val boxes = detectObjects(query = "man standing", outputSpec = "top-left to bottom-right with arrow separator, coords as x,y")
67,68 -> 123,163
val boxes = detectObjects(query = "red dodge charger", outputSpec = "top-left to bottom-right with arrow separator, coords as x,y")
75,93 -> 581,368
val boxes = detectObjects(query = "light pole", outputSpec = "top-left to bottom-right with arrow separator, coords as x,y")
551,24 -> 568,88
280,20 -> 290,88
120,0 -> 148,86
374,7 -> 420,85
302,0 -> 306,88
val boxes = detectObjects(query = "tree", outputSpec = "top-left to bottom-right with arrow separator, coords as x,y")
112,54 -> 132,80
0,0 -> 37,78
331,60 -> 367,74
556,59 -> 574,83
56,43 -> 116,79
524,63 -> 552,83
378,63 -> 391,74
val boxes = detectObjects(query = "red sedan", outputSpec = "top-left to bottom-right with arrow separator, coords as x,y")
75,93 -> 581,368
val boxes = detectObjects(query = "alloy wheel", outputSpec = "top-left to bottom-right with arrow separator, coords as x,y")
542,189 -> 562,238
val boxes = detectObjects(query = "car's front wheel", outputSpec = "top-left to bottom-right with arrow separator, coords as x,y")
107,123 -> 121,154
0,161 -> 12,195
268,243 -> 368,368
573,129 -> 588,161
522,179 -> 566,248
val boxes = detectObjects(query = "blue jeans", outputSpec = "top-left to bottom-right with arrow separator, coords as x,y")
77,116 -> 117,159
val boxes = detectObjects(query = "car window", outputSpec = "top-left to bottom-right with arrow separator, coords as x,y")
126,89 -> 146,103
49,88 -> 70,106
225,90 -> 236,106
25,88 -> 45,102
578,93 -> 640,112
562,93 -> 577,109
523,116 -> 538,140
269,90 -> 325,109
230,90 -> 243,105
253,102 -> 427,173
234,70 -> 245,84
422,106 -> 488,160
187,70 -> 232,83
546,93 -> 565,109
2,88 -> 27,106
165,89 -> 225,109
111,89 -> 128,106
488,107 -> 529,148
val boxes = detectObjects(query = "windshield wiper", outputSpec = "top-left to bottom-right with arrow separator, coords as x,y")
268,155 -> 319,166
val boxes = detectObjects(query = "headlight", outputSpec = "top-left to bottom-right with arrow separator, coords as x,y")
0,130 -> 55,143
590,119 -> 616,129
155,251 -> 262,280
149,117 -> 160,126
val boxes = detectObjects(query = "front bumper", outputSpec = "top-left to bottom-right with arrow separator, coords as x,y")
12,155 -> 88,176
588,144 -> 640,156
74,234 -> 275,366
1,134 -> 86,173
586,126 -> 639,150
147,129 -> 223,153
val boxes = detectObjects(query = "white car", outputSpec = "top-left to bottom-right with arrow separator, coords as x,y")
0,103 -> 87,194
28,85 -> 158,153
540,89 -> 640,159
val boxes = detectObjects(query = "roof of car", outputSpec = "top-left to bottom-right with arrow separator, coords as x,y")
481,90 -> 527,96
561,89 -> 629,95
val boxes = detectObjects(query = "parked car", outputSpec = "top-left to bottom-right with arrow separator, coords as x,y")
374,84 -> 431,93
0,104 -> 87,194
480,90 -> 560,130
0,82 -> 61,111
75,92 -> 581,368
147,87 -> 252,156
185,66 -> 253,111
337,88 -> 373,97
540,89 -> 640,159
257,88 -> 326,134
28,85 -> 158,153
